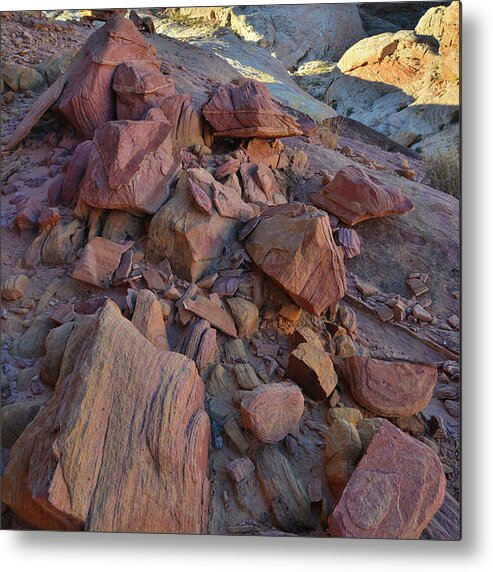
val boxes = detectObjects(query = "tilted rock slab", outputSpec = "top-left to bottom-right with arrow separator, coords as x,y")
80,115 -> 178,215
328,420 -> 446,539
345,355 -> 437,417
244,203 -> 346,316
311,165 -> 414,226
241,382 -> 304,443
2,300 -> 210,533
203,78 -> 303,139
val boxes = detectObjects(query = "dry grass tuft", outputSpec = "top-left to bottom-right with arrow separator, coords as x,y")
424,150 -> 460,199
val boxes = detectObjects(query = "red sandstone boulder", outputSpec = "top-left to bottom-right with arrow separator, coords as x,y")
241,382 -> 304,443
311,165 -> 414,226
147,168 -> 246,281
344,356 -> 437,417
80,115 -> 178,215
240,162 -> 286,205
113,61 -> 175,121
1,300 -> 210,533
328,420 -> 446,539
53,15 -> 160,140
243,203 -> 346,315
131,289 -> 169,350
203,79 -> 303,139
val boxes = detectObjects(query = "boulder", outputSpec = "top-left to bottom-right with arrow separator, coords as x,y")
113,60 -> 175,121
41,220 -> 86,266
344,356 -> 437,417
244,203 -> 346,316
177,318 -> 218,371
286,342 -> 338,401
226,297 -> 259,338
203,79 -> 303,139
80,115 -> 178,215
2,396 -> 51,449
40,322 -> 75,387
240,162 -> 286,205
15,316 -> 53,359
2,300 -> 210,533
101,211 -> 145,243
2,63 -> 44,92
1,274 -> 29,301
182,295 -> 237,338
325,418 -> 362,497
311,165 -> 414,226
52,15 -> 161,140
328,420 -> 446,539
72,237 -> 133,289
255,445 -> 313,532
241,382 -> 304,443
147,168 -> 242,282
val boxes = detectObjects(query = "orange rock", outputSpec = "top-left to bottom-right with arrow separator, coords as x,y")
311,165 -> 414,226
1,300 -> 210,533
286,342 -> 338,401
241,382 -> 304,443
345,356 -> 437,417
244,203 -> 346,316
328,420 -> 446,539
131,289 -> 169,350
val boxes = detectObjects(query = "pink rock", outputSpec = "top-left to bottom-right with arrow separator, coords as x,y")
311,165 -> 414,226
203,79 -> 303,139
61,140 -> 93,208
80,117 -> 178,215
244,203 -> 346,316
38,207 -> 61,232
328,420 -> 446,539
344,356 -> 437,417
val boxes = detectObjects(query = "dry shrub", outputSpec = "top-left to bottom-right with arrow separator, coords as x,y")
424,150 -> 460,199
318,117 -> 346,150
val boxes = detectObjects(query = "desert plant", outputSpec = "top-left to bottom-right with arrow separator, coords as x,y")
318,117 -> 347,151
424,150 -> 460,199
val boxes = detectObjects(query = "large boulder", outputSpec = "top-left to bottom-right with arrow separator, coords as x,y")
79,114 -> 178,215
311,165 -> 414,226
328,420 -> 446,539
2,301 -> 210,533
203,79 -> 303,139
147,168 -> 246,281
244,203 -> 346,315
343,356 -> 437,417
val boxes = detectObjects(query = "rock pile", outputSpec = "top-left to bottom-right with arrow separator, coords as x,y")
1,11 -> 454,540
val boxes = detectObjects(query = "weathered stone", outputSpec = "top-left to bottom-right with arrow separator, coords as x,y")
182,295 -> 237,337
147,168 -> 241,282
336,227 -> 361,258
2,63 -> 44,92
335,334 -> 357,357
72,238 -> 132,289
286,342 -> 337,401
292,326 -> 324,351
255,445 -> 313,532
226,297 -> 259,338
227,457 -> 255,483
407,277 -> 429,297
312,165 -> 414,226
345,356 -> 437,417
15,316 -> 52,359
80,116 -> 178,215
328,420 -> 446,539
61,140 -> 93,208
2,301 -> 210,533
356,418 -> 385,451
113,60 -> 175,121
240,162 -> 285,205
203,79 -> 302,139
41,220 -> 86,266
1,275 -> 29,301
244,203 -> 346,316
325,418 -> 362,497
40,322 -> 75,387
131,289 -> 168,350
178,318 -> 218,371
241,382 -> 304,443
327,407 -> 363,426
231,363 -> 263,390
101,211 -> 145,243
2,396 -> 51,449
412,303 -> 432,322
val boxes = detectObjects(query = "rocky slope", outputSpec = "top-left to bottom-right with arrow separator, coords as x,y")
1,10 -> 459,539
